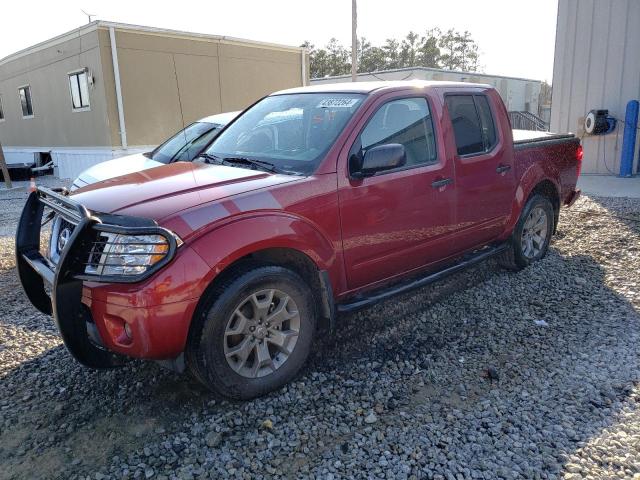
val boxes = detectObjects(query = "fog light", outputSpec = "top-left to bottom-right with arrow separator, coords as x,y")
124,322 -> 133,339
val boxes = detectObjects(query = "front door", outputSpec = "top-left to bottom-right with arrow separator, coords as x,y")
339,96 -> 458,291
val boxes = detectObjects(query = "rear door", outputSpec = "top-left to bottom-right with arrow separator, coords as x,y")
338,94 -> 458,291
445,92 -> 516,251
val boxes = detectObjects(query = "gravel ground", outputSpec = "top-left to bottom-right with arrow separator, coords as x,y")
1,177 -> 640,480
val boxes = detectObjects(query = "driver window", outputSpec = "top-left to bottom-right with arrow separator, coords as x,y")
358,97 -> 437,167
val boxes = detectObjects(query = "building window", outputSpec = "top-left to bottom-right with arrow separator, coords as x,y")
0,95 -> 4,121
68,70 -> 90,111
18,85 -> 34,118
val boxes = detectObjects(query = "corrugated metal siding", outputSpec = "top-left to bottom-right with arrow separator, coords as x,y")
551,0 -> 640,174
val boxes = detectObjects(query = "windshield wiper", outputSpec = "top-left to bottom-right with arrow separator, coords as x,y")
196,153 -> 221,164
221,156 -> 279,173
197,153 -> 281,174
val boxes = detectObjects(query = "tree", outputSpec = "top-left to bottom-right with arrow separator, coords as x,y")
400,31 -> 421,68
457,31 -> 480,72
438,29 -> 461,70
382,38 -> 401,69
438,29 -> 480,72
418,28 -> 441,68
303,28 -> 482,78
357,37 -> 386,73
325,38 -> 350,76
312,49 -> 332,78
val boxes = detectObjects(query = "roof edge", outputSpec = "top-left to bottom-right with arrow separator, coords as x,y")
0,20 -> 305,67
273,80 -> 493,96
95,21 -> 305,53
0,21 -> 99,67
311,66 -> 543,84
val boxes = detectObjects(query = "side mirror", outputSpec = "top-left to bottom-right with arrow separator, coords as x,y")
352,144 -> 406,178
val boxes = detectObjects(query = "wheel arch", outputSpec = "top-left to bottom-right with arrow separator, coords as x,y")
187,244 -> 336,356
504,165 -> 562,238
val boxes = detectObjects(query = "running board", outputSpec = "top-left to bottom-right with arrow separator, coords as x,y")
337,243 -> 509,314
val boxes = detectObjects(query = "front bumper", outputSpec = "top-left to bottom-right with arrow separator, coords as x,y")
15,187 -> 183,367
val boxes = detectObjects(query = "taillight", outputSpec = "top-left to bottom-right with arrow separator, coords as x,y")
576,144 -> 583,177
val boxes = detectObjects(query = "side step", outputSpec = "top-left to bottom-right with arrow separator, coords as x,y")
336,243 -> 509,314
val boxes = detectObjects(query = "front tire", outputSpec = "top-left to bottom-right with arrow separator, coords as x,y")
186,265 -> 316,400
499,194 -> 554,271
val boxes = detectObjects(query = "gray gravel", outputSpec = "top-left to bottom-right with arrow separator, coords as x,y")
1,178 -> 640,479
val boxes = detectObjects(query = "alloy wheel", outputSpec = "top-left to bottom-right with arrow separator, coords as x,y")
520,206 -> 548,259
223,288 -> 300,378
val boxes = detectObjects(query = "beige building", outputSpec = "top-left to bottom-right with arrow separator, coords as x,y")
311,67 -> 542,114
551,0 -> 640,175
0,21 -> 308,179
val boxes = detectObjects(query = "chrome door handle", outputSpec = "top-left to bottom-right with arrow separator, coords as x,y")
431,178 -> 453,189
496,164 -> 512,174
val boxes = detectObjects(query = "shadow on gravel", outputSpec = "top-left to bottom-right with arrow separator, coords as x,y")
2,227 -> 640,478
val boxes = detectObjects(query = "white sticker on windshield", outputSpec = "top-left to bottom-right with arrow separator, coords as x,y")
317,98 -> 359,108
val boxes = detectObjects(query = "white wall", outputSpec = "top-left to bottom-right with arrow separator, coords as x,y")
551,0 -> 640,175
2,149 -> 36,168
5,146 -> 151,179
52,147 -> 151,179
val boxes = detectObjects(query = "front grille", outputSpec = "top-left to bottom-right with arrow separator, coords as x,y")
46,215 -> 78,266
56,219 -> 76,253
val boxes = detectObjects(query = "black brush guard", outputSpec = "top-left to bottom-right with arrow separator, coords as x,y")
15,187 -> 178,368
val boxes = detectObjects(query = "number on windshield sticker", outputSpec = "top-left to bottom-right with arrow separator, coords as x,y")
316,98 -> 360,108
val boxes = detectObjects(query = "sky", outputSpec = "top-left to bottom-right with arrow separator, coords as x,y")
0,0 -> 559,82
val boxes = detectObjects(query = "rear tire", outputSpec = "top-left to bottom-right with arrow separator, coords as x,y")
499,194 -> 554,271
186,265 -> 316,400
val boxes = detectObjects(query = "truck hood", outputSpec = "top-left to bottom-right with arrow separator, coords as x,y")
71,161 -> 300,224
71,153 -> 160,190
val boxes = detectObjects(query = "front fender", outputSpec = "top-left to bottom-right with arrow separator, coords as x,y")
188,212 -> 344,292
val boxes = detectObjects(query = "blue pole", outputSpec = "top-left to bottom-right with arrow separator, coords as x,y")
620,100 -> 638,177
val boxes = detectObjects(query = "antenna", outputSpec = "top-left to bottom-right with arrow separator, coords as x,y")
81,9 -> 96,23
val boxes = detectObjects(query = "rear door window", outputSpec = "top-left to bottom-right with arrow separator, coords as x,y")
474,95 -> 497,151
445,94 -> 497,156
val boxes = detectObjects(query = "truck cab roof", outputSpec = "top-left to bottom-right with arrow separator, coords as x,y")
273,80 -> 493,96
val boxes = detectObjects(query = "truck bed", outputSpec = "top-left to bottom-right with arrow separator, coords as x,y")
512,129 -> 577,149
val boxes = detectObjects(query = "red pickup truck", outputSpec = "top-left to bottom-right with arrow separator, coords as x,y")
16,81 -> 581,399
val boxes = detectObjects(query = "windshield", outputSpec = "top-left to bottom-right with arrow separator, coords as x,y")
204,93 -> 365,175
151,122 -> 220,164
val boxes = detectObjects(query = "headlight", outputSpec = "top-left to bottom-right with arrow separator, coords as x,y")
86,233 -> 175,277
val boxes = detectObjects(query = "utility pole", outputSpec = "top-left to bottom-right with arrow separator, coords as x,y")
0,141 -> 12,189
351,0 -> 357,82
